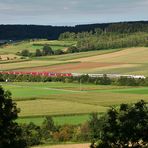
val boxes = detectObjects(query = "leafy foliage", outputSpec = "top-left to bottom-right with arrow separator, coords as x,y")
0,86 -> 27,148
92,100 -> 148,148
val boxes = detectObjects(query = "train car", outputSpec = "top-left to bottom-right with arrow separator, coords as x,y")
0,71 -> 145,79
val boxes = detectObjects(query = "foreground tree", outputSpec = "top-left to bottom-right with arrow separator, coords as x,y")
0,86 -> 27,148
92,100 -> 148,148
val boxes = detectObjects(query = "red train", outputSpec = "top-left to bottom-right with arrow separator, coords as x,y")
0,71 -> 73,77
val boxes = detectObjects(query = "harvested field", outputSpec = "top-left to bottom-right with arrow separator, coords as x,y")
71,47 -> 148,64
0,60 -> 63,71
5,47 -> 148,76
16,62 -> 125,73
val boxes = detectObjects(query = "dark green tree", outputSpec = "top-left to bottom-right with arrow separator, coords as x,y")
35,49 -> 42,56
94,100 -> 148,148
21,49 -> 30,57
0,86 -> 27,148
54,49 -> 64,55
42,45 -> 53,56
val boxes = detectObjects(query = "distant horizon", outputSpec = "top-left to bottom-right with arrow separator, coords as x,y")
0,19 -> 148,27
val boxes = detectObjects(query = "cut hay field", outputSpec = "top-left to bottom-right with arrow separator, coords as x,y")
1,82 -> 148,125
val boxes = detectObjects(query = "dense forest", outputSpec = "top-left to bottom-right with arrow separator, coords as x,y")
60,31 -> 148,52
0,21 -> 148,40
59,22 -> 148,53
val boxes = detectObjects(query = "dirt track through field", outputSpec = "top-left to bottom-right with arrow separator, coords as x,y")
32,143 -> 90,148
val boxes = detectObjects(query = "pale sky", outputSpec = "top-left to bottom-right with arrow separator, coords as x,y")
0,0 -> 148,26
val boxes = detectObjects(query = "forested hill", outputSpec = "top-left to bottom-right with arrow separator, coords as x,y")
0,21 -> 148,40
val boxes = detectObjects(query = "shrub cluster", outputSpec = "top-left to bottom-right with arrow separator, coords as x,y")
18,44 -> 64,57
21,116 -> 91,146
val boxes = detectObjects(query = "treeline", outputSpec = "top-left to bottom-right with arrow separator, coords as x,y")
0,21 -> 148,40
21,116 -> 91,146
59,31 -> 148,53
1,74 -> 148,86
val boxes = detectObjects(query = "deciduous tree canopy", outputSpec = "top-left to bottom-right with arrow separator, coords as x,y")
91,100 -> 148,148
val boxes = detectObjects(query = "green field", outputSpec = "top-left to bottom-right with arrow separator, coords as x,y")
17,114 -> 90,126
1,82 -> 148,125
